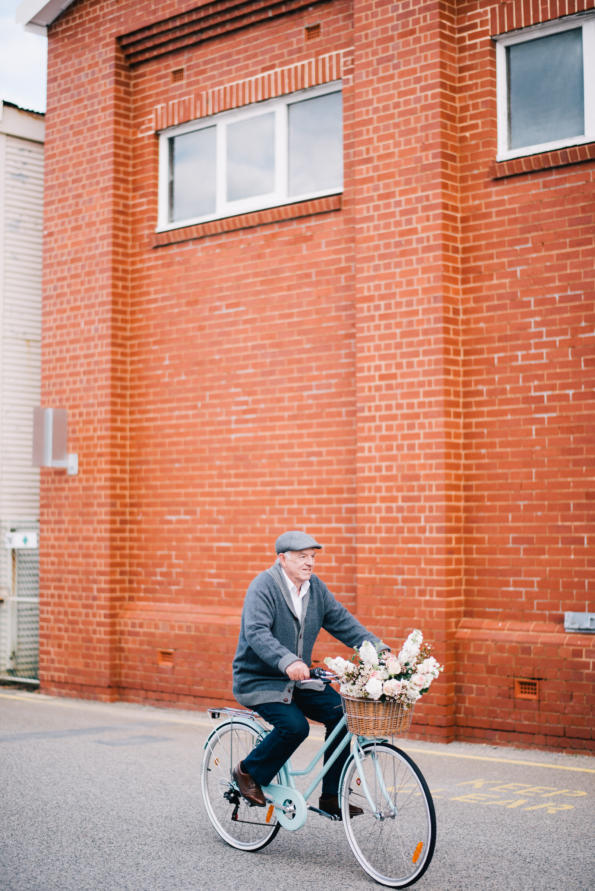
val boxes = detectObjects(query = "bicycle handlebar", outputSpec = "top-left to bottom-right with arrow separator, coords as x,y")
309,667 -> 337,683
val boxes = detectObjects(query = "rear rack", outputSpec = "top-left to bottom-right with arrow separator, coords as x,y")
208,706 -> 263,721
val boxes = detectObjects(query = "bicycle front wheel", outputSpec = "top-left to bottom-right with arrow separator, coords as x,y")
201,720 -> 280,851
341,741 -> 436,887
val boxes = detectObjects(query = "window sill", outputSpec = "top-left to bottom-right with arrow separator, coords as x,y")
493,142 -> 595,179
153,194 -> 342,247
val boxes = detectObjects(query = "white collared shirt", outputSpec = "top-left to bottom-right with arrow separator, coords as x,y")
281,569 -> 310,621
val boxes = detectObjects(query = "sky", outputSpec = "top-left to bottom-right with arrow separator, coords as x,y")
0,1 -> 47,113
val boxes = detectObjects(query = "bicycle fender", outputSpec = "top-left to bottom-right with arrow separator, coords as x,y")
202,717 -> 266,751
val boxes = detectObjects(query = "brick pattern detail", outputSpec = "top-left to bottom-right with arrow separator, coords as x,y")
351,0 -> 463,742
455,620 -> 594,752
119,0 -> 330,65
153,48 -> 350,131
490,0 -> 595,35
118,603 -> 241,706
493,142 -> 595,178
153,195 -> 342,246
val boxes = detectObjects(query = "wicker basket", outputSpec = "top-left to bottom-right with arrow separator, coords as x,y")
341,695 -> 414,737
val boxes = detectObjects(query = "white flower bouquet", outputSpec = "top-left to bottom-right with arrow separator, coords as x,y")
324,630 -> 442,708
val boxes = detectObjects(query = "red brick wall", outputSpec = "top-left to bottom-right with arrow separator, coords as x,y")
349,0 -> 464,741
455,619 -> 594,751
456,0 -> 595,750
39,2 -> 134,699
39,0 -> 594,750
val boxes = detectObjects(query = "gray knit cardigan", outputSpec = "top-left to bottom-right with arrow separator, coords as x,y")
232,560 -> 386,707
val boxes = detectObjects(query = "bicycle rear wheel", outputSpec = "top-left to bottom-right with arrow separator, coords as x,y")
341,741 -> 436,887
201,720 -> 280,851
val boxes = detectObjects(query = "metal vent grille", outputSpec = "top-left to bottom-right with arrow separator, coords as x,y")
157,648 -> 174,667
514,678 -> 539,701
12,549 -> 39,678
1,543 -> 39,681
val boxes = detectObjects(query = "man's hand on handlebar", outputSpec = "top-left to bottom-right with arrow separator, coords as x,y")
286,660 -> 311,681
286,662 -> 338,683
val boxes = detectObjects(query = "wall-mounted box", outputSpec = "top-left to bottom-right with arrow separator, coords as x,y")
564,612 -> 595,633
32,407 -> 78,475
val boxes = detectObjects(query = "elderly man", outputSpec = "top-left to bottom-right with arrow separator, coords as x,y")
232,530 -> 388,819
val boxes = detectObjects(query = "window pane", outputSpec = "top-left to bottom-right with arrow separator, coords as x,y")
508,28 -> 584,150
226,112 -> 275,202
169,126 -> 216,222
288,91 -> 342,196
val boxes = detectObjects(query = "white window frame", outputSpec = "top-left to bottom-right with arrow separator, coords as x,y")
496,12 -> 595,161
157,81 -> 342,231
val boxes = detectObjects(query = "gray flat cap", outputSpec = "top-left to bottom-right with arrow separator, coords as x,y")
275,531 -> 322,553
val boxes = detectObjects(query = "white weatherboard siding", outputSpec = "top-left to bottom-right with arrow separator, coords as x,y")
0,102 -> 44,675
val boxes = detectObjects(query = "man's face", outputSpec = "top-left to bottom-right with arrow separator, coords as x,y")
279,548 -> 317,588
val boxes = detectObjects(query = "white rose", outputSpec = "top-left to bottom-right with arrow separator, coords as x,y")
418,656 -> 441,677
404,684 -> 421,703
370,668 -> 388,681
382,678 -> 403,699
384,654 -> 402,676
364,677 -> 383,700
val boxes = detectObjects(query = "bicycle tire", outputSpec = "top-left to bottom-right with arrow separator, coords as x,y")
201,719 -> 281,851
341,741 -> 436,887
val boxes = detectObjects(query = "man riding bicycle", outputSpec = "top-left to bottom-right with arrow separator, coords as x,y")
232,530 -> 389,818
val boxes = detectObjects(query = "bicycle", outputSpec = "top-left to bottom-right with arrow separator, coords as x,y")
201,671 -> 436,888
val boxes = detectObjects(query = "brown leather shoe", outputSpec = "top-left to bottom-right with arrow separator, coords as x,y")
319,794 -> 364,819
232,762 -> 266,807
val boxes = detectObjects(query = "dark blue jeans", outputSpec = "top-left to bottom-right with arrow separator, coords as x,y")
242,684 -> 348,796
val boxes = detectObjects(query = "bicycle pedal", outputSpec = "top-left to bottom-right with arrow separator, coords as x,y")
307,805 -> 342,821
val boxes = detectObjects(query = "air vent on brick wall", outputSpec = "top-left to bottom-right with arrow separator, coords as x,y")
171,68 -> 185,83
157,649 -> 175,667
514,678 -> 539,701
305,23 -> 321,40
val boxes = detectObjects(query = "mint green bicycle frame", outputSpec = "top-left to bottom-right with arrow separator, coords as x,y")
206,708 -> 389,831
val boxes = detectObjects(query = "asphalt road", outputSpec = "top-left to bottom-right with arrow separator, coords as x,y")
0,689 -> 593,891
